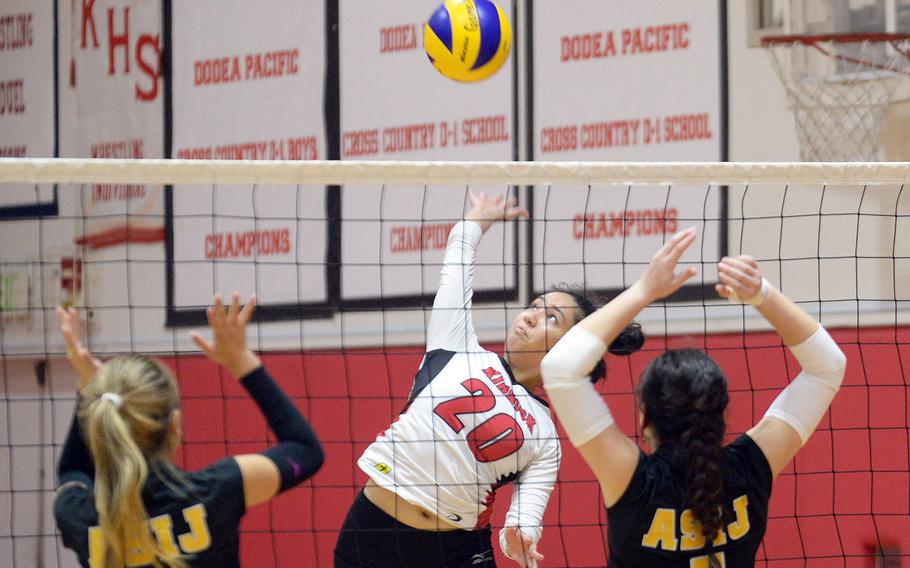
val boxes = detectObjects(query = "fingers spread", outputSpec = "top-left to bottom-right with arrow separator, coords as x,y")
239,294 -> 257,324
189,332 -> 214,356
228,291 -> 241,319
667,228 -> 697,263
672,266 -> 698,288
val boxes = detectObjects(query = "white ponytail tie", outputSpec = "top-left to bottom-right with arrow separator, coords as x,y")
100,392 -> 124,409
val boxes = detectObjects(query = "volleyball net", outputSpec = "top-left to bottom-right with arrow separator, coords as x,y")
0,159 -> 908,566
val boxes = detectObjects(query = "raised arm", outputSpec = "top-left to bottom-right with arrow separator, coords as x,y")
56,307 -> 102,486
190,293 -> 324,508
426,190 -> 527,352
716,256 -> 846,477
541,228 -> 698,506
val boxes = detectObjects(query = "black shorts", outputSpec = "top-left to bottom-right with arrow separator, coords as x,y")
333,490 -> 496,568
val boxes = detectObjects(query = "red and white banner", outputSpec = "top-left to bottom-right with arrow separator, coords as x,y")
339,0 -> 517,302
0,2 -> 55,212
170,0 -> 327,310
63,0 -> 164,247
531,0 -> 724,291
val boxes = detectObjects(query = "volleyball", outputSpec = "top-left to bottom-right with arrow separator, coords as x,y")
424,0 -> 512,83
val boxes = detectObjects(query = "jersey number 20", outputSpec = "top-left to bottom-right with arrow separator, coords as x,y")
434,378 -> 525,462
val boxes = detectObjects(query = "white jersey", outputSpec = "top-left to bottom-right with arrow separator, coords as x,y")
358,221 -> 561,535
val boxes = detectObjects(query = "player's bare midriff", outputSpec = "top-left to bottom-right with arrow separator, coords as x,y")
364,479 -> 461,532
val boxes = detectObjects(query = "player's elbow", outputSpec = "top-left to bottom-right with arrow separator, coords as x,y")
307,439 -> 326,478
826,348 -> 847,391
540,353 -> 576,389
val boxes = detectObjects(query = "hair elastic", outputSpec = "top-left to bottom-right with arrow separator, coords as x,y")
100,392 -> 124,409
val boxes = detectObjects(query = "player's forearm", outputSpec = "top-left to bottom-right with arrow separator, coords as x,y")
436,221 -> 482,296
576,283 -> 651,350
241,366 -> 325,488
753,286 -> 820,346
241,367 -> 320,447
426,221 -> 482,349
764,326 -> 846,443
502,486 -> 552,546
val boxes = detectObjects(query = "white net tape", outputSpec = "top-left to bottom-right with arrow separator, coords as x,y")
2,158 -> 910,186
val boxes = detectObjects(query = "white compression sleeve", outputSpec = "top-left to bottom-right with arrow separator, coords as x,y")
764,326 -> 847,444
541,326 -> 615,447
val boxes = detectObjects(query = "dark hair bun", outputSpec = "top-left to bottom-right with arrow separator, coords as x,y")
607,322 -> 645,356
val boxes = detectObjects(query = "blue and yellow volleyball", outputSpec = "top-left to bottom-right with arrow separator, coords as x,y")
424,0 -> 512,83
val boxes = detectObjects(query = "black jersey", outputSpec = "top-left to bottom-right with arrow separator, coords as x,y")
55,458 -> 246,567
54,458 -> 245,568
607,434 -> 773,567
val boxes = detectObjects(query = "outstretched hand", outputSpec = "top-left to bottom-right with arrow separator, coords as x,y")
502,527 -> 543,568
57,306 -> 101,391
716,255 -> 764,302
464,189 -> 528,234
633,227 -> 699,302
189,292 -> 261,379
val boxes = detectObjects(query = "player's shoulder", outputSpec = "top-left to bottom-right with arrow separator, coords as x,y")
724,434 -> 773,495
725,434 -> 769,468
186,457 -> 243,487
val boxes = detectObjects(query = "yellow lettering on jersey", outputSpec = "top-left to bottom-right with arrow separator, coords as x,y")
87,527 -> 105,568
177,504 -> 212,553
149,514 -> 180,556
680,508 -> 728,550
690,551 -> 726,567
713,526 -> 728,547
679,509 -> 705,551
727,495 -> 750,540
125,537 -> 155,566
641,508 -> 678,550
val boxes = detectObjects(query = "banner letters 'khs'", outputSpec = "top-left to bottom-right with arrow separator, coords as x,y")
80,1 -> 160,101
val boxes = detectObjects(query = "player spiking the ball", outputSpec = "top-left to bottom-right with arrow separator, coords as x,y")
335,190 -> 643,567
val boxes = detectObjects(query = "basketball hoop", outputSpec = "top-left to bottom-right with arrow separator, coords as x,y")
761,33 -> 910,161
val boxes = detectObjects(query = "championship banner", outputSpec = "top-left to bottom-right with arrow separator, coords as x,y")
339,0 -> 517,306
0,2 -> 56,217
64,0 -> 165,248
531,0 -> 725,296
168,0 -> 328,324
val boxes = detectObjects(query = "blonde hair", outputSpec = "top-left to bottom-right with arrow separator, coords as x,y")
79,356 -> 186,568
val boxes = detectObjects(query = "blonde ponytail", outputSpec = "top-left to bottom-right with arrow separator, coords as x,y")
80,356 -> 187,568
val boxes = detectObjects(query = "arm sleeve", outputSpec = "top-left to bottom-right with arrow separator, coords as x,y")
57,402 -> 95,486
499,436 -> 561,555
540,326 -> 615,447
240,366 -> 325,491
764,326 -> 847,444
425,221 -> 483,353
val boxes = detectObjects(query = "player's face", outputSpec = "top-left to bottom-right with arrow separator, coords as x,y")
507,292 -> 581,356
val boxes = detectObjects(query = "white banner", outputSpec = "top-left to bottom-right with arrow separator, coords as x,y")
0,2 -> 55,215
64,0 -> 164,247
339,0 -> 517,303
170,0 -> 328,315
532,0 -> 724,293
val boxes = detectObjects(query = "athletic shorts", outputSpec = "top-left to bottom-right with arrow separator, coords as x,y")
333,490 -> 496,568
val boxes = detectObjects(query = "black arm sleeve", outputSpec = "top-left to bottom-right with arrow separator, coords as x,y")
240,366 -> 324,491
57,404 -> 95,485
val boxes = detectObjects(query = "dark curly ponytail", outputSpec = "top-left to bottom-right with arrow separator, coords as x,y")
639,349 -> 729,563
548,283 -> 646,382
